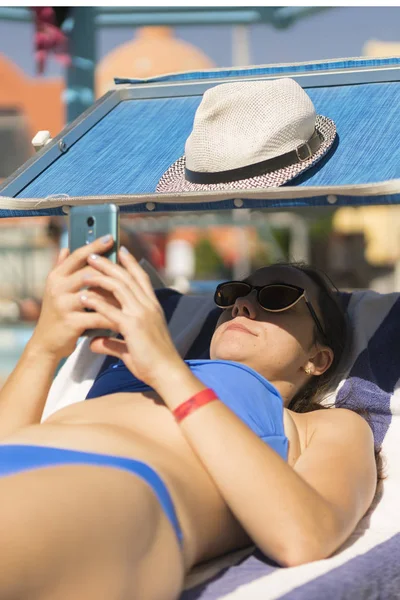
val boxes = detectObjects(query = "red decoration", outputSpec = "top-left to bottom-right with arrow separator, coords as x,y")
32,7 -> 71,74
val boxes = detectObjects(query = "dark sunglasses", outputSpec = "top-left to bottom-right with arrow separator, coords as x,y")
214,280 -> 326,341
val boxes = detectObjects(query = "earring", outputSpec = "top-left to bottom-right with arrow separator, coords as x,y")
304,366 -> 313,375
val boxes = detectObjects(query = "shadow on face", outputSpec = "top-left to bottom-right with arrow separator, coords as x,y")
209,265 -> 329,385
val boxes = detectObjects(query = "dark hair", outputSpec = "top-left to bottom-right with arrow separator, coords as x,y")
279,262 -> 384,482
282,262 -> 348,414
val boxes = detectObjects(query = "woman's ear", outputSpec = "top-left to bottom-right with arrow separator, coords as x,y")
306,346 -> 334,376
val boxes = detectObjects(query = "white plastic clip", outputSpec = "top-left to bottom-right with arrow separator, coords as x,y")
32,131 -> 52,152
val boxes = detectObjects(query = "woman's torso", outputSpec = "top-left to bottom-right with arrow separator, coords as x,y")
0,360 -> 308,568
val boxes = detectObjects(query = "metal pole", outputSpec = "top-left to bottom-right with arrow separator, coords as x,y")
232,208 -> 252,280
65,7 -> 96,124
96,10 -> 259,27
232,24 -> 251,67
0,7 -> 31,21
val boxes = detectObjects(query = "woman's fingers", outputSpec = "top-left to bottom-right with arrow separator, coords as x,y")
87,250 -> 159,309
54,265 -> 96,294
71,311 -> 116,333
79,287 -> 121,310
87,253 -> 133,287
80,290 -> 123,328
53,291 -> 116,316
89,336 -> 128,358
55,263 -> 126,303
81,274 -> 137,313
87,253 -> 148,305
118,247 -> 158,300
59,266 -> 124,299
87,288 -> 120,308
56,235 -> 115,276
56,247 -> 70,266
50,284 -> 119,319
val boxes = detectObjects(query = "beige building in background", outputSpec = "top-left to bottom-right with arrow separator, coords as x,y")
363,40 -> 400,57
333,40 -> 400,275
333,207 -> 400,266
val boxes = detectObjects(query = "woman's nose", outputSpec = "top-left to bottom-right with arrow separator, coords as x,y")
231,292 -> 258,319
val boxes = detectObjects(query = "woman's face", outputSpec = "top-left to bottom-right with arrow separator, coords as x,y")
209,266 -> 333,402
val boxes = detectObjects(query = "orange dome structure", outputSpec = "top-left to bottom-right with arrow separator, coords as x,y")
96,26 -> 214,97
0,53 -> 63,140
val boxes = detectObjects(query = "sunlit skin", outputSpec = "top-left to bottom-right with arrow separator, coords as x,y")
0,240 -> 377,600
210,266 -> 334,406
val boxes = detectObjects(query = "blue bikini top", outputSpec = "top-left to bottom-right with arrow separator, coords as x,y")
86,359 -> 288,460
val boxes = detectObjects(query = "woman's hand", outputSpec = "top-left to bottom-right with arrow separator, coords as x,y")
80,247 -> 185,389
29,235 -> 117,362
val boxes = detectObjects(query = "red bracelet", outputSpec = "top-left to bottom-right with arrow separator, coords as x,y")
173,388 -> 219,423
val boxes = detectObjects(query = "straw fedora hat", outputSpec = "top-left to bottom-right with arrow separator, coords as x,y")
156,78 -> 336,193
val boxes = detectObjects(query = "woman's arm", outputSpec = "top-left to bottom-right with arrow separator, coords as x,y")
83,249 -> 377,567
0,340 -> 60,438
154,365 -> 377,566
0,236 -> 116,438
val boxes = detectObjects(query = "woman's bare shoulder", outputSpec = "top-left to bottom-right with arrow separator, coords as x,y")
308,406 -> 372,431
287,406 -> 374,452
302,409 -> 376,472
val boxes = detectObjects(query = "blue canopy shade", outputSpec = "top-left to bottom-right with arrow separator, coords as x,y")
0,57 -> 399,217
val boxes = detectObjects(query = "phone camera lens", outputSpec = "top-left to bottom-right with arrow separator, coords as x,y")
87,217 -> 94,227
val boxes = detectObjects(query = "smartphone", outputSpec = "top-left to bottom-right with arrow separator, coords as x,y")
69,203 -> 120,337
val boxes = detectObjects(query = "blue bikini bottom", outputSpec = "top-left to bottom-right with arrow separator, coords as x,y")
0,444 -> 182,545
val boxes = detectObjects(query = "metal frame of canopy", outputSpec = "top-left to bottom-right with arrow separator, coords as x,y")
0,57 -> 399,217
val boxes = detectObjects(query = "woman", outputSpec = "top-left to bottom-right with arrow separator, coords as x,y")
0,233 -> 377,600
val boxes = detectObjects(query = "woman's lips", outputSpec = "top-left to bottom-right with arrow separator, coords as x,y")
225,323 -> 256,336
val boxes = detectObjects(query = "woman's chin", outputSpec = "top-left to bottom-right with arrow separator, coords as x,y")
212,343 -> 248,364
210,332 -> 256,363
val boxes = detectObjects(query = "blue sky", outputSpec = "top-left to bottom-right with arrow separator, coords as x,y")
0,7 -> 399,77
